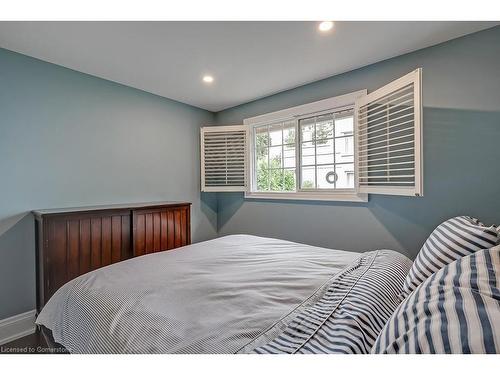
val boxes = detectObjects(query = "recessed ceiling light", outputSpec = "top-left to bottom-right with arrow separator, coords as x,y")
202,75 -> 214,83
318,21 -> 334,32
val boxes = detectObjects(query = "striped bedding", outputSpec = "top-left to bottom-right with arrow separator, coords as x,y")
36,235 -> 363,353
239,250 -> 412,354
373,245 -> 500,353
36,232 -> 500,354
401,216 -> 499,298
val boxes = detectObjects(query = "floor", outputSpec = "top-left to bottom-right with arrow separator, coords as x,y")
0,330 -> 53,354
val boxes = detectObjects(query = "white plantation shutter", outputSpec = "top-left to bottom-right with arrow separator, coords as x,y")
355,69 -> 423,196
200,125 -> 248,192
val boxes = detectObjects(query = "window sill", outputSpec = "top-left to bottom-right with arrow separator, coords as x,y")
244,191 -> 368,203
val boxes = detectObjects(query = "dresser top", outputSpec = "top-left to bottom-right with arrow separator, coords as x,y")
32,201 -> 191,217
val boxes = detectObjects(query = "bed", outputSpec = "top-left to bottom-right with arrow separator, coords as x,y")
36,223 -> 500,354
35,234 -> 411,353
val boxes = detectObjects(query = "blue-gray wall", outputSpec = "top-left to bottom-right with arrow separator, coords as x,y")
0,48 -> 217,319
215,26 -> 500,258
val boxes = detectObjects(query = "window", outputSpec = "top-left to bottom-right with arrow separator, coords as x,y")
200,69 -> 422,201
245,90 -> 368,202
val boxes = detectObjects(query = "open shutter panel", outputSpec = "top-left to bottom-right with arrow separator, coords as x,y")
201,125 -> 248,192
355,68 -> 423,196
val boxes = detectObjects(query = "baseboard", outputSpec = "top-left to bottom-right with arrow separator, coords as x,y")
0,310 -> 36,345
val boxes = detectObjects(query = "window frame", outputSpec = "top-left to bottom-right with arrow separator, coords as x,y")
244,90 -> 368,202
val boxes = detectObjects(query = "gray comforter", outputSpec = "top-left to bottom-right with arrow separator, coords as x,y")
36,235 -> 392,353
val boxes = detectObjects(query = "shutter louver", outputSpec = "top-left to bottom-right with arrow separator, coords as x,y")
201,125 -> 248,192
355,69 -> 423,196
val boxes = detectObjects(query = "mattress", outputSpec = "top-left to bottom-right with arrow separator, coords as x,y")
36,234 -> 409,354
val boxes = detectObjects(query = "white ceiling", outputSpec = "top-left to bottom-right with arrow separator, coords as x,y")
0,21 -> 497,112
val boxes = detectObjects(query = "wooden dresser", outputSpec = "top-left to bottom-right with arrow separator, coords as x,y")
33,201 -> 191,312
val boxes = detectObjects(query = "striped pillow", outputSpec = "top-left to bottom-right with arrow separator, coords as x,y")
402,216 -> 499,298
372,245 -> 500,354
